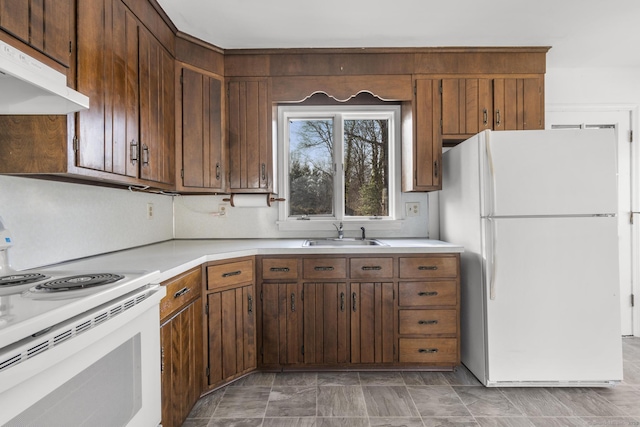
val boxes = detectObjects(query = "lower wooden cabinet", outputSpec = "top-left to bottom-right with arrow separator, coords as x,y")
302,282 -> 349,365
257,254 -> 459,370
207,284 -> 257,386
204,257 -> 257,390
160,267 -> 203,427
260,282 -> 304,366
350,282 -> 395,364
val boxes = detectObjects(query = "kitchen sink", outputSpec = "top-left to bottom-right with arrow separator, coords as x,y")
302,238 -> 387,247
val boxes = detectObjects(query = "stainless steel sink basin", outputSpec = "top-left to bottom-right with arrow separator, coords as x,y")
303,238 -> 387,247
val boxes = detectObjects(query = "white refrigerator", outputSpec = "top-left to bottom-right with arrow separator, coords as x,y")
439,129 -> 623,387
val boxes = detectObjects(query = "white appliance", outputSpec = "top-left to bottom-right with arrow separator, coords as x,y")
0,39 -> 89,114
0,231 -> 165,425
439,129 -> 623,387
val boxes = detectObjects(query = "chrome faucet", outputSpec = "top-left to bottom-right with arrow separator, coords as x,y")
333,222 -> 344,239
360,227 -> 366,240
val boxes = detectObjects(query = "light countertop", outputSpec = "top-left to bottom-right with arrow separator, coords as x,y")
41,238 -> 464,283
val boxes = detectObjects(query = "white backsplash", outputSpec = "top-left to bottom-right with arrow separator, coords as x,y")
173,192 -> 433,239
0,175 -> 434,269
0,176 -> 173,270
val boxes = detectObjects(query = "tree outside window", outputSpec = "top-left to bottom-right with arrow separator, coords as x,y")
283,106 -> 397,220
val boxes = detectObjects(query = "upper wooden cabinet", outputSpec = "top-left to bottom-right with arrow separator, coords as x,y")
0,0 -> 71,66
176,65 -> 226,192
402,78 -> 442,192
442,77 -> 544,141
227,78 -> 272,193
76,0 -> 174,186
0,0 -> 175,188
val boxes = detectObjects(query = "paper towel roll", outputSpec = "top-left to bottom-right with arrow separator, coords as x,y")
224,194 -> 285,207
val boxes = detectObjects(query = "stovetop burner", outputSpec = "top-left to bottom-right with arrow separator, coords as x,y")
0,273 -> 50,287
32,273 -> 125,293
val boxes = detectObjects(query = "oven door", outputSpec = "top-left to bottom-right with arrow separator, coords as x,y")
0,284 -> 165,427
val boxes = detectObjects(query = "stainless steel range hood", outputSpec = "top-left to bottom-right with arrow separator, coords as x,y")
0,39 -> 89,114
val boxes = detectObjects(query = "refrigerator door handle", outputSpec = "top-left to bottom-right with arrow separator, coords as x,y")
488,217 -> 497,300
485,132 -> 497,217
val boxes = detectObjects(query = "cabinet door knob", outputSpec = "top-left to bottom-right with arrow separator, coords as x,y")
418,291 -> 438,297
352,292 -> 357,312
418,266 -> 438,271
248,294 -> 253,313
418,348 -> 438,354
173,287 -> 190,299
130,140 -> 138,164
222,270 -> 241,278
418,320 -> 439,325
142,144 -> 150,166
340,292 -> 345,312
215,162 -> 221,180
483,108 -> 488,126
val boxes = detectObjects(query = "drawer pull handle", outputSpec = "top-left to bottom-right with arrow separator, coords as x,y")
270,267 -> 290,272
418,291 -> 438,297
291,293 -> 296,312
352,292 -> 357,312
361,266 -> 382,271
314,266 -> 334,271
418,348 -> 439,354
173,287 -> 191,299
418,320 -> 439,325
222,270 -> 242,278
418,266 -> 438,271
248,294 -> 253,313
340,292 -> 345,312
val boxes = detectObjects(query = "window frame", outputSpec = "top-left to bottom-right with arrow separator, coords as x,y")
276,104 -> 402,231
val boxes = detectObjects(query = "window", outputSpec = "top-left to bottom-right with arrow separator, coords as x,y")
277,105 -> 401,226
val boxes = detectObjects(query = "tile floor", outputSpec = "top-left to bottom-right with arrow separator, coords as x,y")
183,337 -> 640,427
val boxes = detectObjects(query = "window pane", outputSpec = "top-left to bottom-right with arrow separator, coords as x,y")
289,118 -> 334,216
344,119 -> 389,217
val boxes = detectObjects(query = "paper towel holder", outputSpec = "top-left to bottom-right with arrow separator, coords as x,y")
223,193 -> 286,207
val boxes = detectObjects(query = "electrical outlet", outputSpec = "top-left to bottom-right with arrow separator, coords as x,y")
146,203 -> 154,220
218,204 -> 227,218
406,202 -> 420,217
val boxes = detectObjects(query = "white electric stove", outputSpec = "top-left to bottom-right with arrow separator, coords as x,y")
0,219 -> 166,426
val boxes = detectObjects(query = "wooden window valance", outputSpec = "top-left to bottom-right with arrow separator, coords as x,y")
271,75 -> 413,103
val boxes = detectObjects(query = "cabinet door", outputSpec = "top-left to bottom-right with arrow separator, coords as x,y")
303,282 -> 349,365
0,1 -> 29,42
139,25 -> 174,185
409,78 -> 442,191
0,0 -> 70,66
208,284 -> 256,386
180,67 -> 225,191
77,0 -> 138,177
260,282 -> 303,366
493,78 -> 544,130
228,78 -> 272,192
350,282 -> 394,364
442,78 -> 493,136
160,299 -> 202,427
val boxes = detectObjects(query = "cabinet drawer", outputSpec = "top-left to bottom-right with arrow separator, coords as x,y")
262,258 -> 299,280
160,267 -> 202,321
303,258 -> 347,280
349,257 -> 393,279
399,256 -> 458,279
399,281 -> 457,307
399,338 -> 458,363
207,259 -> 254,290
399,310 -> 457,335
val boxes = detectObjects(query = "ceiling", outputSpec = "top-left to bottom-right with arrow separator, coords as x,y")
156,0 -> 640,69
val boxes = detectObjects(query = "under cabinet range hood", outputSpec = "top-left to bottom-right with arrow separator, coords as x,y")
0,39 -> 89,114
